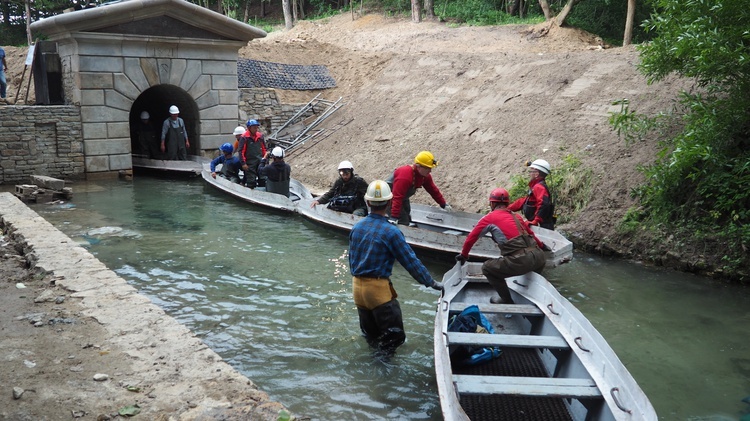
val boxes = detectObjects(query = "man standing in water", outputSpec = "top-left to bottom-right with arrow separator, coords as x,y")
160,105 -> 190,160
348,180 -> 443,355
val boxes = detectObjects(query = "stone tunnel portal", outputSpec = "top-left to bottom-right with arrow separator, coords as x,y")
130,85 -> 200,158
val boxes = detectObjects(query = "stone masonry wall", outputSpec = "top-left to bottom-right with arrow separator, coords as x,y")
239,88 -> 314,141
0,105 -> 85,184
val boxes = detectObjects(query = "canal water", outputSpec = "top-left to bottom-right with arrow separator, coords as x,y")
25,176 -> 750,421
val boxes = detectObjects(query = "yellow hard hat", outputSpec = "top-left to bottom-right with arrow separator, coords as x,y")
414,151 -> 438,168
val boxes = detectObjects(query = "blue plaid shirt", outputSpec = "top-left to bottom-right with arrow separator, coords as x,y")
349,214 -> 435,287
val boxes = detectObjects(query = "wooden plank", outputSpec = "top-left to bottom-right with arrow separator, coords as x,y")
454,375 -> 601,398
450,302 -> 543,316
447,332 -> 569,349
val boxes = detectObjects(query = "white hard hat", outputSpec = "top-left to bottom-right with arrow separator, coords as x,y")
169,105 -> 179,114
140,111 -> 150,119
233,126 -> 245,136
364,180 -> 393,202
338,160 -> 354,171
529,159 -> 551,175
271,146 -> 285,158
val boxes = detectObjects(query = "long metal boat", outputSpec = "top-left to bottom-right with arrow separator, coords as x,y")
434,262 -> 657,420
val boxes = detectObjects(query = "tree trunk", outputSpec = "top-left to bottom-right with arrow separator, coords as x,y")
25,0 -> 32,45
243,0 -> 250,23
292,0 -> 298,23
519,0 -> 524,18
554,0 -> 582,27
411,0 -> 421,23
2,0 -> 11,26
623,0 -> 636,46
507,0 -> 520,16
216,0 -> 223,14
282,0 -> 293,29
424,0 -> 435,19
298,0 -> 305,19
538,0 -> 551,20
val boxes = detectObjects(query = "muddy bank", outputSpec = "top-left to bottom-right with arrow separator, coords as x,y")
0,193 -> 292,420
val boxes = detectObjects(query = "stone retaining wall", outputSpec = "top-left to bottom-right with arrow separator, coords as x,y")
239,87 -> 314,136
0,105 -> 85,184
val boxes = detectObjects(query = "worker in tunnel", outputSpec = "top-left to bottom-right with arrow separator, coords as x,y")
160,105 -> 190,160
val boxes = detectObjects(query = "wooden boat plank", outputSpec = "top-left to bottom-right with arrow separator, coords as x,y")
447,332 -> 569,349
450,302 -> 543,316
454,375 -> 601,398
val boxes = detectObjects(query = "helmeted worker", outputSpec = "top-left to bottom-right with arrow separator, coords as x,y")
160,105 -> 190,160
386,151 -> 452,226
508,159 -> 556,230
237,119 -> 267,188
135,110 -> 158,158
231,125 -> 245,153
311,160 -> 369,216
259,146 -> 291,197
348,180 -> 443,355
456,188 -> 547,304
210,142 -> 243,184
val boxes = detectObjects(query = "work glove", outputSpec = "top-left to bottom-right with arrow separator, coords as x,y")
455,254 -> 467,266
388,217 -> 398,225
430,281 -> 444,291
441,203 -> 453,212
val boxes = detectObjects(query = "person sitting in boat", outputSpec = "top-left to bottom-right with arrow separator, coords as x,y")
508,159 -> 556,230
348,180 -> 443,355
209,143 -> 242,184
259,147 -> 291,198
310,160 -> 369,216
238,119 -> 267,189
385,150 -> 452,226
455,188 -> 547,304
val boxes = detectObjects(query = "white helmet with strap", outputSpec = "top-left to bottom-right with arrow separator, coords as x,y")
529,159 -> 551,175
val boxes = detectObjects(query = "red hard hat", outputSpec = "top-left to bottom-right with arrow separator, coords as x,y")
489,188 -> 509,204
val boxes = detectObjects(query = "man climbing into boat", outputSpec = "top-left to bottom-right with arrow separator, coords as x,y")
456,188 -> 547,304
259,147 -> 291,197
348,180 -> 443,355
508,159 -> 556,230
311,160 -> 369,216
209,142 -> 242,184
238,119 -> 267,189
385,150 -> 452,226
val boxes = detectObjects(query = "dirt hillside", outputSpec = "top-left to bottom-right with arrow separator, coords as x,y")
243,14 -> 697,272
2,14 -> 704,273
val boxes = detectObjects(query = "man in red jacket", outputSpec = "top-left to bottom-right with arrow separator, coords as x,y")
508,159 -> 556,229
386,151 -> 452,225
456,188 -> 547,304
238,119 -> 267,188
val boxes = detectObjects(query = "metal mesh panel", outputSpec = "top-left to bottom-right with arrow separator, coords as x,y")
453,348 -> 573,421
237,59 -> 336,90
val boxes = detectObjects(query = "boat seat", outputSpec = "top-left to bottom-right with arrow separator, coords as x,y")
453,374 -> 602,398
451,302 -> 543,316
442,229 -> 462,235
447,332 -> 569,349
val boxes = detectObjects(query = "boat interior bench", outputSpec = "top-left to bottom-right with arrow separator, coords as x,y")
447,332 -> 570,349
454,374 -> 602,399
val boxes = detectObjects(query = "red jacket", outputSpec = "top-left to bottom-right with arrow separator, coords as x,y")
239,130 -> 266,163
390,164 -> 446,219
460,208 -> 544,257
508,178 -> 552,226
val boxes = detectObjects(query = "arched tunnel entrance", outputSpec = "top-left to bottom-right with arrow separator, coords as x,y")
129,85 -> 200,159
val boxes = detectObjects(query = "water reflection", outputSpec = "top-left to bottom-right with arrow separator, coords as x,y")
27,177 -> 750,421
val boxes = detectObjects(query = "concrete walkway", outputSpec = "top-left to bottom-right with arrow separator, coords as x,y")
0,192 -> 290,420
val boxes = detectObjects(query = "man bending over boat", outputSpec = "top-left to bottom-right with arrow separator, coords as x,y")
348,180 -> 443,355
456,188 -> 547,304
311,160 -> 369,216
210,143 -> 242,184
385,151 -> 452,226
